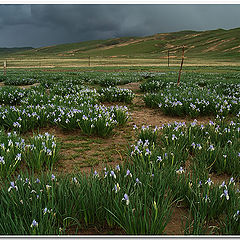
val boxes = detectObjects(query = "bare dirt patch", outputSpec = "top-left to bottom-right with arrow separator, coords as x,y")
185,45 -> 195,53
209,172 -> 232,185
18,82 -> 41,89
165,205 -> 188,235
205,38 -> 220,44
130,106 -> 212,128
223,44 -> 240,52
118,82 -> 141,92
98,38 -> 154,51
203,38 -> 235,53
31,125 -> 133,175
166,44 -> 176,50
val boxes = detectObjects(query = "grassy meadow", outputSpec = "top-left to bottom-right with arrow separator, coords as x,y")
0,27 -> 239,235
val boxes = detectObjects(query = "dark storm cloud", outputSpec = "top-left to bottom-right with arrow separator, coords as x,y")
0,4 -> 240,47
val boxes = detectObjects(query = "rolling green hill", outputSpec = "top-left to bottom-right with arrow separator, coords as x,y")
3,27 -> 240,61
0,47 -> 33,56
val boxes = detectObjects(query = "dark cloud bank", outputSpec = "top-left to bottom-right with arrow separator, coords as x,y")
0,4 -> 240,47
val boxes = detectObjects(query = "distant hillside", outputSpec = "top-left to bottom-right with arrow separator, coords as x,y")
6,28 -> 240,60
0,47 -> 34,56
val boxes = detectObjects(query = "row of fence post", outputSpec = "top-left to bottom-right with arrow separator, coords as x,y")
2,47 -> 185,85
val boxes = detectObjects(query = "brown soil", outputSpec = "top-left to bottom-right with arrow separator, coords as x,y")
223,44 -> 240,52
185,33 -> 202,39
205,38 -> 220,44
118,82 -> 141,92
203,38 -> 235,53
166,44 -> 176,49
28,125 -> 133,175
164,204 -> 188,235
185,45 -> 195,53
56,135 -> 128,175
98,38 -> 154,51
18,82 -> 41,89
209,172 -> 233,185
131,105 -> 213,128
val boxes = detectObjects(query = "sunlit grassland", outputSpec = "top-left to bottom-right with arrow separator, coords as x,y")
1,57 -> 240,74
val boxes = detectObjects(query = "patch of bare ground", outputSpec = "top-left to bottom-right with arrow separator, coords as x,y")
27,125 -> 134,175
209,172 -> 233,185
118,82 -> 141,93
130,106 -> 213,128
166,44 -> 176,49
96,37 -> 155,51
202,38 -> 235,53
223,44 -> 240,52
18,82 -> 40,89
56,139 -> 126,175
164,204 -> 188,235
185,45 -> 195,53
205,38 -> 220,44
184,33 -> 202,39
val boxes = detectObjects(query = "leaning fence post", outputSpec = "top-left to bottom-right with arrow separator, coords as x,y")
168,50 -> 170,67
3,60 -> 7,76
177,46 -> 184,87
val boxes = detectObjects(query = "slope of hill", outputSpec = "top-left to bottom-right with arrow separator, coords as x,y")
6,28 -> 240,60
0,47 -> 33,56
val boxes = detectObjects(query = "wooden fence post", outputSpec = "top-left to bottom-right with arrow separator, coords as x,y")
177,46 -> 185,87
88,56 -> 90,67
3,60 -> 7,76
168,50 -> 170,67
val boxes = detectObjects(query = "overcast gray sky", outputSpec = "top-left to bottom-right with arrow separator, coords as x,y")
0,4 -> 240,48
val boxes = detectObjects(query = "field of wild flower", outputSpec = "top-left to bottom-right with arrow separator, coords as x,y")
0,69 -> 239,235
141,72 -> 240,117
